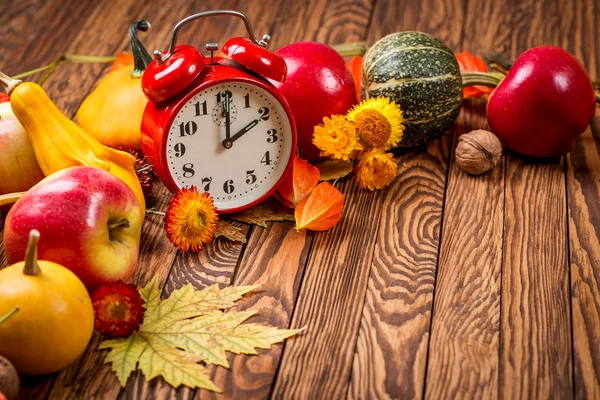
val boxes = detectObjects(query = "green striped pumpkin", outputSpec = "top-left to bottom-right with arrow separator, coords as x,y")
363,31 -> 463,147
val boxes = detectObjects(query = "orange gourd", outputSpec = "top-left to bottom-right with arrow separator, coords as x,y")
76,21 -> 152,151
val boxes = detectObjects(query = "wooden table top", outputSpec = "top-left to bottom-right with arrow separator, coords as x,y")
1,0 -> 599,398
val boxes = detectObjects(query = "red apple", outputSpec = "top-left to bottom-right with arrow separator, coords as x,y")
272,42 -> 357,160
4,166 -> 142,289
0,103 -> 44,195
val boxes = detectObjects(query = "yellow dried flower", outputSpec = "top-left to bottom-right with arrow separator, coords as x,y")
312,115 -> 363,160
354,148 -> 398,191
346,97 -> 405,150
165,186 -> 219,252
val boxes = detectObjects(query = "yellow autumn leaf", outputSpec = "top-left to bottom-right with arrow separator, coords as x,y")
99,277 -> 301,391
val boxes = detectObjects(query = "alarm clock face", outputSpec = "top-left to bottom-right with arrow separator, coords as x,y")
165,81 -> 294,211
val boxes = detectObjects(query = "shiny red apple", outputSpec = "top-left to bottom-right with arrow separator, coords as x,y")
272,42 -> 357,160
4,166 -> 142,289
487,46 -> 596,157
0,103 -> 44,195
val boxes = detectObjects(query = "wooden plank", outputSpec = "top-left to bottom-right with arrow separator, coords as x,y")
347,0 -> 461,398
191,0 -> 375,398
423,0 -> 511,398
563,0 -> 600,398
500,1 -> 572,397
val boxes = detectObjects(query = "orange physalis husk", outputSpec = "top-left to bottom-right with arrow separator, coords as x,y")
295,182 -> 344,231
165,186 -> 219,252
110,51 -> 134,72
347,56 -> 363,102
277,156 -> 320,208
91,281 -> 145,338
456,50 -> 494,99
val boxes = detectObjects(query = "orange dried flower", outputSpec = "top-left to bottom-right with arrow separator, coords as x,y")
354,148 -> 398,190
165,186 -> 219,252
91,281 -> 145,338
312,115 -> 363,160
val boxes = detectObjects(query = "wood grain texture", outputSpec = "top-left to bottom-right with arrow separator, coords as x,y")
499,0 -> 572,398
564,0 -> 600,398
271,181 -> 383,399
423,0 -> 511,397
348,0 -> 460,398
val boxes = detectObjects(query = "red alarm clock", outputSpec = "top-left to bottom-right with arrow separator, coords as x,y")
141,10 -> 296,213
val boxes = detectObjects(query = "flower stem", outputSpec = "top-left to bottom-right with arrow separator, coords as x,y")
0,307 -> 19,324
146,209 -> 166,217
8,54 -> 117,86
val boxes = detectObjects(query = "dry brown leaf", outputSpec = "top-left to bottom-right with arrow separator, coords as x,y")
215,220 -> 247,243
228,202 -> 294,228
313,160 -> 353,181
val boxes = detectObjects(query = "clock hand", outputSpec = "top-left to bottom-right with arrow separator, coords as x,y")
224,92 -> 231,146
223,118 -> 259,148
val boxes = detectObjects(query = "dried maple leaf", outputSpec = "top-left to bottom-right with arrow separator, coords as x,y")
313,159 -> 353,181
215,220 -> 247,243
228,202 -> 294,228
276,156 -> 320,207
295,182 -> 344,231
99,278 -> 300,391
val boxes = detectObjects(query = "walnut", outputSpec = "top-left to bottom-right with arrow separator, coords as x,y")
455,129 -> 502,175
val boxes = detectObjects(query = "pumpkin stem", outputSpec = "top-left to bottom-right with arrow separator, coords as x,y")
461,71 -> 504,88
0,71 -> 22,95
0,192 -> 26,207
23,229 -> 41,276
332,41 -> 369,57
0,307 -> 19,324
129,20 -> 152,79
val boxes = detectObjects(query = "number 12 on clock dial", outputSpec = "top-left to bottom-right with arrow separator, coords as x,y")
166,82 -> 294,212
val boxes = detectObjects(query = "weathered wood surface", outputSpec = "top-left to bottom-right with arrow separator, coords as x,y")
0,0 -> 599,399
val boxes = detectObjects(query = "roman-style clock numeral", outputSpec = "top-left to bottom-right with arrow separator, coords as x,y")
260,151 -> 272,166
223,179 -> 235,194
178,121 -> 197,137
174,143 -> 186,157
246,170 -> 257,184
267,128 -> 278,143
182,163 -> 195,178
258,107 -> 270,121
216,90 -> 232,105
194,100 -> 207,116
201,177 -> 212,191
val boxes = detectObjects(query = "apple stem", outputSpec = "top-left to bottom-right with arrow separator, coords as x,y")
0,192 -> 26,207
0,71 -> 22,95
0,307 -> 19,325
23,229 -> 41,276
108,219 -> 130,232
461,71 -> 504,88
